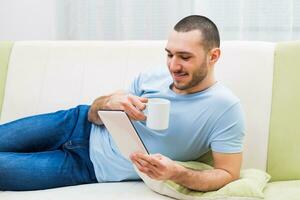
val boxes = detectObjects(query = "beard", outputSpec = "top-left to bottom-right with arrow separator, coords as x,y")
172,62 -> 208,91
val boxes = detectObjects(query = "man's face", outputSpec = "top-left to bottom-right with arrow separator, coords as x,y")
165,30 -> 209,94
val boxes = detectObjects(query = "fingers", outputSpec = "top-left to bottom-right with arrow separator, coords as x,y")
123,102 -> 145,121
105,92 -> 147,121
123,95 -> 147,121
136,153 -> 163,167
138,96 -> 148,103
152,153 -> 163,160
131,153 -> 175,180
131,156 -> 159,178
129,95 -> 147,111
123,103 -> 141,120
131,153 -> 164,174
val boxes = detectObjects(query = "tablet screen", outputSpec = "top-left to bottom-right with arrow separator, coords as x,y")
98,110 -> 149,160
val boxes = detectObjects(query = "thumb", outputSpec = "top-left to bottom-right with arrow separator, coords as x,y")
138,97 -> 148,103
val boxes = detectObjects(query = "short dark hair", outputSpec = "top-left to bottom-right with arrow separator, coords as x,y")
174,15 -> 220,51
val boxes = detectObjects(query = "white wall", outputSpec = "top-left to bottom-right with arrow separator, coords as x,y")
0,0 -> 298,41
0,0 -> 56,40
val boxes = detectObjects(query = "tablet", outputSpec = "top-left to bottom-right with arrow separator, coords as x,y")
98,110 -> 149,160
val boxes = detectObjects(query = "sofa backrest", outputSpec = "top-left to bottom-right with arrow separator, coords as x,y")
0,41 -> 13,114
0,41 -> 278,176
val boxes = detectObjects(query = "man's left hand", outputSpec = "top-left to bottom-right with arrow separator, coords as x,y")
130,153 -> 182,180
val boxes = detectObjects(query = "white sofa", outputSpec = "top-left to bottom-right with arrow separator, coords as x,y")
0,40 -> 299,199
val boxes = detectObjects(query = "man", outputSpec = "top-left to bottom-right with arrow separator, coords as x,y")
0,15 -> 245,191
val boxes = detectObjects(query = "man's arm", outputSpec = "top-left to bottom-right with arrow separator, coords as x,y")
171,152 -> 242,191
88,90 -> 148,125
130,151 -> 242,192
88,94 -> 111,125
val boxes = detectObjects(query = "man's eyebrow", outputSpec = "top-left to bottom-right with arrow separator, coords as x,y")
164,48 -> 192,55
165,48 -> 171,53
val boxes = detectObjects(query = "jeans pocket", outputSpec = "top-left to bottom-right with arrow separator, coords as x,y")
62,139 -> 96,184
63,139 -> 89,150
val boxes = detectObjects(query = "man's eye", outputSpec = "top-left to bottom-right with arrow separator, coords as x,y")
181,56 -> 191,60
167,54 -> 173,58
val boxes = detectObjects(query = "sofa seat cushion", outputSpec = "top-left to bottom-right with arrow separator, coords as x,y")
264,180 -> 300,200
0,182 -> 173,200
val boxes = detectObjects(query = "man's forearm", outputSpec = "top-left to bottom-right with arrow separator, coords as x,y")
88,90 -> 147,125
88,95 -> 111,125
171,165 -> 237,192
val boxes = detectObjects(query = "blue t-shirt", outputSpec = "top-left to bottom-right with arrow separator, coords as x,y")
89,68 -> 245,182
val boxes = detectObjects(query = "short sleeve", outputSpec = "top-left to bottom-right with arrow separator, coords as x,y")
127,73 -> 143,96
210,102 -> 246,153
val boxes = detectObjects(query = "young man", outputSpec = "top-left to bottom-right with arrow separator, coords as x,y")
0,15 -> 245,191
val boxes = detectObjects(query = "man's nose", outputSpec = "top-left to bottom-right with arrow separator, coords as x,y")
169,57 -> 181,71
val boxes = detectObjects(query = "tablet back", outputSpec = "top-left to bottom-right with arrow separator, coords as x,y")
98,110 -> 148,159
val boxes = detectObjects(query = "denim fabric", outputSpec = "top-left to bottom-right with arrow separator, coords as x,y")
0,105 -> 97,191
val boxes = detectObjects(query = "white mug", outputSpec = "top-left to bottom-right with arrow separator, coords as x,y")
144,98 -> 170,130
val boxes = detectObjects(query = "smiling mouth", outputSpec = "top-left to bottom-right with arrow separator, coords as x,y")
173,72 -> 188,81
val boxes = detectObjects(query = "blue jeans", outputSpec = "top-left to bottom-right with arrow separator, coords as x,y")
0,105 -> 97,191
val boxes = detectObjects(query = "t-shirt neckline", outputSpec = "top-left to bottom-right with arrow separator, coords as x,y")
167,81 -> 220,98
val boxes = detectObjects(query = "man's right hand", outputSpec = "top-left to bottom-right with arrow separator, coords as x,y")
88,90 -> 148,125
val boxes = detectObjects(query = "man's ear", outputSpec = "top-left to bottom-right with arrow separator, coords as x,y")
209,48 -> 221,64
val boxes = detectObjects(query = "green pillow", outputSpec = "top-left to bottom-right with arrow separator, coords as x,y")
135,161 -> 270,200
